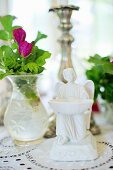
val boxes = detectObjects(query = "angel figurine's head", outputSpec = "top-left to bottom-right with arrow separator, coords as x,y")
63,68 -> 76,83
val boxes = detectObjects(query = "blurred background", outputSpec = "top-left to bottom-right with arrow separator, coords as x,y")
0,0 -> 113,125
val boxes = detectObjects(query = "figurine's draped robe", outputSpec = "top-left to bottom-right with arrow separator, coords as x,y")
56,82 -> 90,143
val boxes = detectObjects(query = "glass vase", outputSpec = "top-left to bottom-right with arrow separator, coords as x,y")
4,75 -> 48,146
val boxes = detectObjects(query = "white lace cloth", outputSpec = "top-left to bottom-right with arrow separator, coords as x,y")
0,126 -> 113,170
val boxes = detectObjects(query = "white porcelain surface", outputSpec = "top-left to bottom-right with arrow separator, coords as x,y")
49,68 -> 98,161
49,99 -> 93,115
50,132 -> 98,161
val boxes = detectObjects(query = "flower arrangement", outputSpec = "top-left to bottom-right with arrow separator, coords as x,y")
0,15 -> 51,105
86,54 -> 113,103
0,15 -> 51,79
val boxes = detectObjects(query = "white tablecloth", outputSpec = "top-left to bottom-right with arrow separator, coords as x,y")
0,125 -> 113,170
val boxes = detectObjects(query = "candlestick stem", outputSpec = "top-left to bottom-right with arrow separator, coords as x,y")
49,5 -> 79,82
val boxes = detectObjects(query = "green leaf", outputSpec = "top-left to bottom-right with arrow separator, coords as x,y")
0,71 -> 5,79
88,54 -> 109,65
0,48 -> 6,69
93,63 -> 113,75
38,66 -> 45,73
25,48 -> 51,67
23,62 -> 39,73
88,54 -> 101,62
33,31 -> 47,45
36,50 -> 51,66
0,30 -> 9,40
102,63 -> 113,74
0,15 -> 16,32
1,46 -> 16,68
0,48 -> 3,58
11,42 -> 18,50
101,83 -> 113,103
25,46 -> 39,63
33,48 -> 44,60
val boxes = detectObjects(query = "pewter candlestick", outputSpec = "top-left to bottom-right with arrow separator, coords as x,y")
49,5 -> 79,82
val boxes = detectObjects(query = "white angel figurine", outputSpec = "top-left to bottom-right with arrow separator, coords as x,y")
49,68 -> 98,161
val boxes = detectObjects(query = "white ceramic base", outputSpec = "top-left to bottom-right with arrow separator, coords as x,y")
50,132 -> 98,161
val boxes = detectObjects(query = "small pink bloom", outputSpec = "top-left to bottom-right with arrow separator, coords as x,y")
13,28 -> 26,44
19,41 -> 33,58
111,61 -> 113,64
92,102 -> 100,113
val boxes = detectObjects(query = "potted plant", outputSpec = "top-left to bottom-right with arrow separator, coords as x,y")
86,54 -> 113,124
0,15 -> 51,145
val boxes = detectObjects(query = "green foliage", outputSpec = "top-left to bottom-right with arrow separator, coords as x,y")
23,62 -> 39,73
86,54 -> 113,103
1,46 -> 16,67
0,30 -> 9,40
36,50 -> 51,66
0,15 -> 16,40
33,31 -> 47,45
0,15 -> 51,79
0,15 -> 16,32
15,76 -> 40,105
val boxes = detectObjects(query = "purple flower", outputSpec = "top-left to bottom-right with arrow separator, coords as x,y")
13,28 -> 26,44
19,41 -> 33,58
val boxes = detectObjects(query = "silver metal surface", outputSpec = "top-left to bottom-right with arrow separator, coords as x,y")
49,5 -> 79,82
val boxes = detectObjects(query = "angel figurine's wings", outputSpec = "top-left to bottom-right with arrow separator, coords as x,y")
84,80 -> 94,99
53,82 -> 64,99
